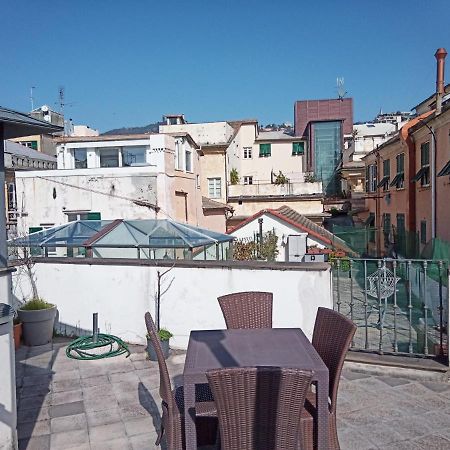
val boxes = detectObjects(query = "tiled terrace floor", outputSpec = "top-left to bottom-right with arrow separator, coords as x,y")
15,339 -> 450,450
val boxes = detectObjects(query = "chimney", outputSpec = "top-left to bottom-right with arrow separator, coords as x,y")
435,47 -> 447,115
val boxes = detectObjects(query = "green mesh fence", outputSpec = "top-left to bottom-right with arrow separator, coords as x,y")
333,225 -> 370,255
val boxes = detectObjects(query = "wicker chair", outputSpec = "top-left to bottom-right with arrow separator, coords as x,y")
300,307 -> 357,450
207,366 -> 313,450
144,312 -> 217,449
217,291 -> 273,329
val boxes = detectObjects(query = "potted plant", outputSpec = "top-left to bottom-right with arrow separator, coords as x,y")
18,298 -> 57,346
13,316 -> 22,350
146,267 -> 174,361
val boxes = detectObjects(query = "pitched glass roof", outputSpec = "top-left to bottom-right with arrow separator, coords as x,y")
9,219 -> 234,249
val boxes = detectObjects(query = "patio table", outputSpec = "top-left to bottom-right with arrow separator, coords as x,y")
183,328 -> 329,449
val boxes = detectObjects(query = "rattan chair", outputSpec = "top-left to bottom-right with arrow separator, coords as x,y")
206,366 -> 313,450
144,312 -> 217,449
217,291 -> 273,329
300,307 -> 357,450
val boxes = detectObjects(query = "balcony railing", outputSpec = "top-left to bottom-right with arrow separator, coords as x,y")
228,180 -> 322,197
332,257 -> 449,363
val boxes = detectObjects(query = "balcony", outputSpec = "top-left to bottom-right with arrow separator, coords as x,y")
228,180 -> 323,198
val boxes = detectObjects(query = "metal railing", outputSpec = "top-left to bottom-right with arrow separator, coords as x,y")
332,258 -> 449,363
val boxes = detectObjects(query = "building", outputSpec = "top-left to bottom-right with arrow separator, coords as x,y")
160,115 -> 323,229
228,205 -> 353,262
362,48 -> 450,257
14,133 -> 228,235
294,98 -> 353,196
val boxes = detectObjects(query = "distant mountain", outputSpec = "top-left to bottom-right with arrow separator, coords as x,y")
102,121 -> 164,136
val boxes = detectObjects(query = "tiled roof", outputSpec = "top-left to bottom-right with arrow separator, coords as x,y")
202,197 -> 233,211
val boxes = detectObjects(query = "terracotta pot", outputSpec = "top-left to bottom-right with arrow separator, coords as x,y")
13,323 -> 22,350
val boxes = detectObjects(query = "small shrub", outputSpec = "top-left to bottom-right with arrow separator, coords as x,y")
158,329 -> 173,341
230,168 -> 239,185
20,298 -> 54,311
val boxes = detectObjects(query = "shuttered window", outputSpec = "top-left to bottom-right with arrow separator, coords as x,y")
259,143 -> 271,157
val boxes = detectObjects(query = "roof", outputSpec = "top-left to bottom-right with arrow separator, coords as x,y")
4,141 -> 57,163
353,122 -> 396,137
255,130 -> 298,141
0,106 -> 63,139
56,134 -> 154,143
9,219 -> 235,249
228,205 -> 355,255
227,119 -> 259,130
412,83 -> 450,111
202,197 -> 233,211
163,131 -> 200,149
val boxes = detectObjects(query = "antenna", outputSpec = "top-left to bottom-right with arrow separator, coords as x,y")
58,86 -> 65,115
30,86 -> 36,111
336,77 -> 347,100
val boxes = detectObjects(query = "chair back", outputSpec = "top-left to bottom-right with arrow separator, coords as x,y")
207,367 -> 312,450
312,307 -> 357,413
218,291 -> 273,329
144,311 -> 174,409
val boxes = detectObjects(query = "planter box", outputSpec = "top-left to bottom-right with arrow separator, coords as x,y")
18,306 -> 57,346
146,337 -> 170,361
13,323 -> 22,350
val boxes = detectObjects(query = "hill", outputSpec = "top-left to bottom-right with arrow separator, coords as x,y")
102,121 -> 163,136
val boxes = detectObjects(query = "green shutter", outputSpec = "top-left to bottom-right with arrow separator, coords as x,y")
29,227 -> 43,234
292,142 -> 304,156
259,143 -> 271,157
30,141 -> 38,150
87,212 -> 101,220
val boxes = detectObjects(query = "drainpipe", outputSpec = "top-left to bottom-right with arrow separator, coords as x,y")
431,126 -> 436,239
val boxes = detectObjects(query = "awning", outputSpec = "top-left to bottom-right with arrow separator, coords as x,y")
377,176 -> 390,189
389,173 -> 404,188
0,107 -> 63,139
412,166 -> 430,183
437,160 -> 450,177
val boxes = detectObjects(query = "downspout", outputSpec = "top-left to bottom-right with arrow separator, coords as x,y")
431,127 -> 436,239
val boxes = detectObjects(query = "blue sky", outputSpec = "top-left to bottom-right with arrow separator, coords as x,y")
1,1 -> 448,132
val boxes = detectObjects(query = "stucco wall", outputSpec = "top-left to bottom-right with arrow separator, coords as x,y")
12,260 -> 332,349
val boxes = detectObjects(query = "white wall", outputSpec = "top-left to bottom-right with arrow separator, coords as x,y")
230,213 -> 326,262
12,261 -> 332,349
160,122 -> 234,146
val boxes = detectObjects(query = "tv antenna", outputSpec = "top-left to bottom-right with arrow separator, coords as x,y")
56,86 -> 76,117
336,77 -> 347,100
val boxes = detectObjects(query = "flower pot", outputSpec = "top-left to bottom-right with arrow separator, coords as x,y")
13,323 -> 22,350
18,306 -> 57,346
146,337 -> 170,361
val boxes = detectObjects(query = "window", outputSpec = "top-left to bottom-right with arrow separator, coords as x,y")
378,159 -> 390,191
390,153 -> 405,189
100,148 -> 119,167
243,147 -> 252,159
259,143 -> 271,157
185,148 -> 192,172
66,212 -> 101,222
243,176 -> 253,185
22,141 -> 38,150
196,174 -> 200,189
412,142 -> 430,186
420,220 -> 427,244
7,183 -> 16,210
366,164 -> 377,192
175,140 -> 183,170
74,149 -> 87,169
121,146 -> 146,166
383,213 -> 391,247
368,212 -> 375,243
292,142 -> 305,156
208,178 -> 221,198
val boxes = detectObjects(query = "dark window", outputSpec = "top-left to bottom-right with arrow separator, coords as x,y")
121,147 -> 146,166
74,149 -> 87,169
259,143 -> 271,157
390,153 -> 405,189
420,220 -> 427,244
292,142 -> 304,156
383,213 -> 391,248
100,148 -> 119,168
368,212 -> 375,243
412,142 -> 430,186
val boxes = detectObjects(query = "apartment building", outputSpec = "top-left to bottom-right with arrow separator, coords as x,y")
14,132 -> 227,234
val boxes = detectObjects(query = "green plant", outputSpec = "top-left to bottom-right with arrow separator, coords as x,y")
274,171 -> 288,185
259,231 -> 279,261
158,329 -> 173,341
230,168 -> 239,185
20,298 -> 54,311
304,173 -> 318,183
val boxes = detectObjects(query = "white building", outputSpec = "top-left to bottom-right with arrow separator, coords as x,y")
228,205 -> 353,262
15,133 -> 228,234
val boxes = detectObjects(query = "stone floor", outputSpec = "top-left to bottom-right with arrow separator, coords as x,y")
15,340 -> 450,450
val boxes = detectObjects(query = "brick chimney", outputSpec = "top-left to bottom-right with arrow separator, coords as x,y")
435,48 -> 447,115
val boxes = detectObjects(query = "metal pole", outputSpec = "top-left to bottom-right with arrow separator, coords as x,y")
423,261 -> 429,356
93,313 -> 98,343
438,261 -> 444,358
363,260 -> 369,349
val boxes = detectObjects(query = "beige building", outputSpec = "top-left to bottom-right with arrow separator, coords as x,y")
160,115 -> 323,229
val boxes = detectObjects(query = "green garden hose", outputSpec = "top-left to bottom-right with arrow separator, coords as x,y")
66,333 -> 130,360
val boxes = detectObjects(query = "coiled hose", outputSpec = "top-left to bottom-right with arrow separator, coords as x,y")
66,333 -> 130,360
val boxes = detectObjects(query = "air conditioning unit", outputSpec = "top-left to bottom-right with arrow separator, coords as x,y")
304,254 -> 328,263
286,234 -> 307,262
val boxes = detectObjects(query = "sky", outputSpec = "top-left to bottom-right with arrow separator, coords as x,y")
1,1 -> 449,132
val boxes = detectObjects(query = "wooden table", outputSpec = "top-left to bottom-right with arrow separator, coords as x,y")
183,328 -> 329,449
